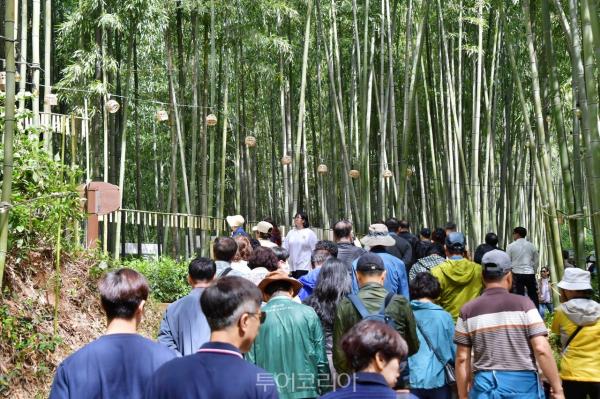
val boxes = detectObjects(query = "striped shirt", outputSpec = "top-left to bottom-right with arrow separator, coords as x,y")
454,287 -> 547,372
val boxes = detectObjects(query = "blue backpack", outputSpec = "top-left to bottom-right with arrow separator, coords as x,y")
348,292 -> 397,329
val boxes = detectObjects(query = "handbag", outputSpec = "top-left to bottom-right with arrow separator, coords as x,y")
416,322 -> 456,385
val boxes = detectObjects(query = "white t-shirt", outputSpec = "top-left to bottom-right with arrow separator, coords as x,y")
282,228 -> 318,271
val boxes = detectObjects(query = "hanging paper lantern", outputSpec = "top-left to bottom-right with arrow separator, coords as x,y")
245,136 -> 257,147
383,169 -> 393,178
105,99 -> 120,114
206,114 -> 218,126
349,169 -> 360,179
281,155 -> 292,165
576,108 -> 582,119
14,71 -> 21,82
405,167 -> 414,177
44,93 -> 58,106
156,110 -> 169,122
317,164 -> 328,175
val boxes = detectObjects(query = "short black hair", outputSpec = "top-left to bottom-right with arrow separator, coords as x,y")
420,228 -> 431,238
213,237 -> 238,262
398,220 -> 410,229
513,226 -> 527,238
445,222 -> 457,231
562,250 -> 569,259
315,240 -> 338,257
294,212 -> 310,228
264,280 -> 294,297
99,268 -> 149,321
200,276 -> 262,331
409,272 -> 441,300
431,228 -> 446,244
189,257 -> 216,281
333,220 -> 353,240
385,218 -> 400,233
271,246 -> 289,261
485,232 -> 499,246
342,320 -> 408,372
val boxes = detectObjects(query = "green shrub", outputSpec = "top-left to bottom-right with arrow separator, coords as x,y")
122,257 -> 189,303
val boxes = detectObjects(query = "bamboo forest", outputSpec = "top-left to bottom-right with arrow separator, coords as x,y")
1,0 -> 600,396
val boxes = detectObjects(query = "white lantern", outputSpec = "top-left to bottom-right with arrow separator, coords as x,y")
105,99 -> 120,114
156,110 -> 169,122
44,93 -> 58,106
349,169 -> 360,179
206,114 -> 218,126
317,164 -> 328,175
281,155 -> 292,165
383,169 -> 393,178
245,136 -> 257,147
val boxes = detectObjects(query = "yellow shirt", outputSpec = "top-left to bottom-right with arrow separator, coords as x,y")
551,307 -> 600,382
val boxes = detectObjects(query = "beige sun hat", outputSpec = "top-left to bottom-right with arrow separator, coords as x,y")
360,224 -> 396,247
252,221 -> 273,234
226,214 -> 245,228
258,270 -> 303,302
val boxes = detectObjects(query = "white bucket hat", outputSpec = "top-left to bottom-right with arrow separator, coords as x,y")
360,224 -> 396,247
226,214 -> 245,228
557,267 -> 592,291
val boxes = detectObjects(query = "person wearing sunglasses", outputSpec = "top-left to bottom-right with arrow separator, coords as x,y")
145,276 -> 278,399
247,270 -> 330,398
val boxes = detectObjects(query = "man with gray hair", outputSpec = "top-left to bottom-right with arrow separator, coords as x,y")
332,219 -> 365,272
146,276 -> 278,398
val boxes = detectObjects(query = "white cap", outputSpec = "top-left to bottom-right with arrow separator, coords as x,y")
252,221 -> 273,234
226,215 -> 245,228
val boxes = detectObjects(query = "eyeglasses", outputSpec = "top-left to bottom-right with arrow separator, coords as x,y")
247,311 -> 267,324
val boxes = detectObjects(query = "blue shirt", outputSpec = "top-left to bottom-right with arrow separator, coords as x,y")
157,287 -> 211,356
350,251 -> 410,299
298,268 -> 321,300
408,300 -> 456,389
145,341 -> 279,399
319,372 -> 402,398
50,333 -> 176,399
231,227 -> 249,238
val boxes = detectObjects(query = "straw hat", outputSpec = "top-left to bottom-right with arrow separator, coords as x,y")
258,271 -> 303,302
226,214 -> 245,228
360,224 -> 396,247
252,221 -> 273,234
557,268 -> 592,291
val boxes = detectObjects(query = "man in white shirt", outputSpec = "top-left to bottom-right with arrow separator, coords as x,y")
506,226 -> 540,307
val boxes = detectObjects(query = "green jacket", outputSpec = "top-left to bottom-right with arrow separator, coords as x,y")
430,257 -> 483,320
246,296 -> 331,399
332,283 -> 419,375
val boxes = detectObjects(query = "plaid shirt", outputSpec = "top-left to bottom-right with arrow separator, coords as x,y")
409,254 -> 446,280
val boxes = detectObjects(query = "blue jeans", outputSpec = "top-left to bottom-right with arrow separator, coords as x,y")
470,371 -> 544,399
538,303 -> 554,319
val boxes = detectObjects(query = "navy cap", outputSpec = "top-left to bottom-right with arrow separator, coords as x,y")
445,232 -> 466,251
356,253 -> 385,272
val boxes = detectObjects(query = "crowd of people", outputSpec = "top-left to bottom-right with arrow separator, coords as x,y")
49,213 -> 600,399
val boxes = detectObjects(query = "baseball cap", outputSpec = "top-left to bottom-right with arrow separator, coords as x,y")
356,253 -> 385,272
445,232 -> 466,251
482,250 -> 512,278
252,221 -> 273,234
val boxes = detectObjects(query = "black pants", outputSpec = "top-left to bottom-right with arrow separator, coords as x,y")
563,380 -> 600,399
512,273 -> 539,308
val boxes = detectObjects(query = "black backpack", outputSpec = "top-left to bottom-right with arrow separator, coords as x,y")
348,292 -> 397,329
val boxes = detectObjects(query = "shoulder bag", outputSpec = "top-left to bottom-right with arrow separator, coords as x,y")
416,322 -> 456,386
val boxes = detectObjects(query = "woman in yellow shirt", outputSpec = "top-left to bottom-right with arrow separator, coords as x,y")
551,268 -> 600,399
